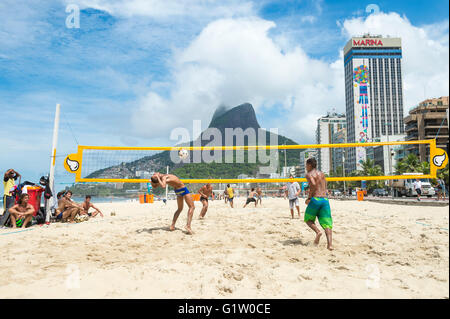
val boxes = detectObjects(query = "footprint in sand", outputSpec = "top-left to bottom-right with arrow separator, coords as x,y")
297,274 -> 312,281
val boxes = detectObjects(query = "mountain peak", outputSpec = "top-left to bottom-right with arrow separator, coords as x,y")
208,103 -> 260,131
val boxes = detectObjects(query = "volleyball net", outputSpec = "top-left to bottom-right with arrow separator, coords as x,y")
63,139 -> 448,184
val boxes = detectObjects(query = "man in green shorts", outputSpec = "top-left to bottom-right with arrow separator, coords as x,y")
304,157 -> 333,250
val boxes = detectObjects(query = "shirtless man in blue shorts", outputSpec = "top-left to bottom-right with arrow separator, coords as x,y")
150,172 -> 195,235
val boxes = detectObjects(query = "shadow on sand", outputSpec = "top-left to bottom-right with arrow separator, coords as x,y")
136,226 -> 193,235
136,226 -> 172,234
280,238 -> 309,246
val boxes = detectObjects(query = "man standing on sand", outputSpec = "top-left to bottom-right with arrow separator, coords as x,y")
413,179 -> 422,201
80,195 -> 104,218
286,175 -> 301,219
304,158 -> 333,250
3,169 -> 21,214
150,172 -> 195,235
198,183 -> 213,219
8,193 -> 34,228
226,184 -> 234,208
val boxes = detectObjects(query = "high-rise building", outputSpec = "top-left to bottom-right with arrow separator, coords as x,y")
343,34 -> 405,173
316,112 -> 346,174
299,148 -> 318,177
331,127 -> 347,174
404,96 -> 449,161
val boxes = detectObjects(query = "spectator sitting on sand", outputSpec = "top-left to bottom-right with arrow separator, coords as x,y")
8,193 -> 34,228
81,195 -> 103,217
55,190 -> 82,223
52,191 -> 65,216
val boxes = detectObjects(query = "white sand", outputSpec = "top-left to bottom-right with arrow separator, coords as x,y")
0,198 -> 448,298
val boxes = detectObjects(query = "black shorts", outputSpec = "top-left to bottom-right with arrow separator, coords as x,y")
416,189 -> 422,195
246,197 -> 256,205
200,196 -> 208,202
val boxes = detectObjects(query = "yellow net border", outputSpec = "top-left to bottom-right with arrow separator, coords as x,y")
64,139 -> 448,184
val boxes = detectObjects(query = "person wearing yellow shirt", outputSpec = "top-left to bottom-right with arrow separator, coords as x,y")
3,169 -> 20,214
226,184 -> 234,208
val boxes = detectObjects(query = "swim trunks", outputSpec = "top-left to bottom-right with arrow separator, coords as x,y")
304,197 -> 332,229
289,198 -> 299,209
245,197 -> 256,205
175,187 -> 190,197
200,196 -> 208,202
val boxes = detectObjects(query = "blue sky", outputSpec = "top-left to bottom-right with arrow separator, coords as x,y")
0,0 -> 448,187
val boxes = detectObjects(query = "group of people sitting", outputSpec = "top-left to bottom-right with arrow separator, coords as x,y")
5,191 -> 103,229
54,191 -> 103,223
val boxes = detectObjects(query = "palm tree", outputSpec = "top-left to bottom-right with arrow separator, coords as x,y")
360,159 -> 383,191
417,161 -> 430,175
395,153 -> 420,174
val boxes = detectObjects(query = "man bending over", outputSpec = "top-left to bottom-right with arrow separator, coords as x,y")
198,183 -> 213,219
243,188 -> 258,208
150,172 -> 195,235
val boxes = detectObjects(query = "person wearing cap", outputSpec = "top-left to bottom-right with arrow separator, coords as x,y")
3,169 -> 21,214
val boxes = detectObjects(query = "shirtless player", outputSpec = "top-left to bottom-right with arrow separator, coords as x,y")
304,157 -> 333,250
81,195 -> 104,217
198,183 -> 213,219
256,187 -> 263,206
150,172 -> 195,235
243,188 -> 258,208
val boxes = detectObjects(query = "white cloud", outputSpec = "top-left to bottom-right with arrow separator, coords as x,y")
300,15 -> 316,24
130,17 -> 344,143
342,12 -> 449,113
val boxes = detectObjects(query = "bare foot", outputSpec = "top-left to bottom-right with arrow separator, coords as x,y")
185,226 -> 193,235
314,232 -> 322,245
327,245 -> 334,251
169,225 -> 176,231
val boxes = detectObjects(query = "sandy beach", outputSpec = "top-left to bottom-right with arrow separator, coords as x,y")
0,198 -> 448,299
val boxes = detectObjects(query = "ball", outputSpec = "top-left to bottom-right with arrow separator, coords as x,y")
178,149 -> 189,159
